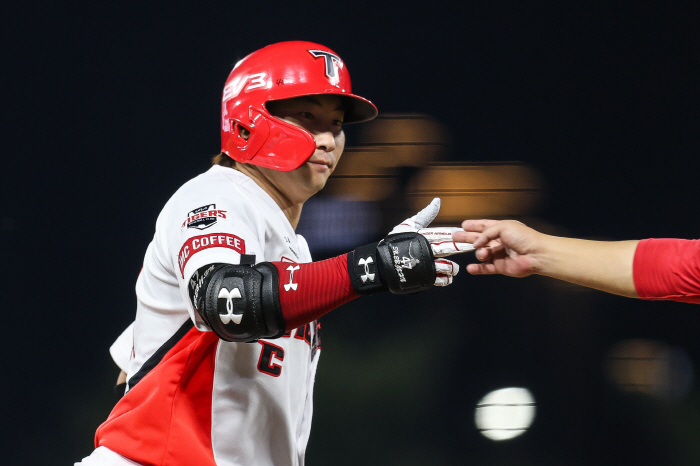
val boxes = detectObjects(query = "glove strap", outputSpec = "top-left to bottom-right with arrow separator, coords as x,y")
347,242 -> 388,295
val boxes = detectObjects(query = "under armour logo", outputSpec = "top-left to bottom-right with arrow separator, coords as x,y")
218,287 -> 242,324
357,256 -> 375,283
309,50 -> 343,86
284,265 -> 300,291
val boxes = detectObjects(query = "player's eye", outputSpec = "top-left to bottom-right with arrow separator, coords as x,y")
333,119 -> 344,128
299,111 -> 314,120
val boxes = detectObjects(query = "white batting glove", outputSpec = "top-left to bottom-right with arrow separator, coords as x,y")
389,198 -> 475,286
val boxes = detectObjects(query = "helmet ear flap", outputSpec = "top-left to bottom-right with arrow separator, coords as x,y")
223,108 -> 316,171
225,112 -> 271,162
254,114 -> 316,170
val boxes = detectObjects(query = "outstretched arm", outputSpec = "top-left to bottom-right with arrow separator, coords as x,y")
189,199 -> 474,343
453,219 -> 639,298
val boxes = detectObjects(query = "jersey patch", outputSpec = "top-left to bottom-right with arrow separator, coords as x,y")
182,204 -> 227,231
178,233 -> 245,277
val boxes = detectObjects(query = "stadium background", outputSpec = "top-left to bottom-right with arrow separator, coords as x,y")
3,2 -> 700,464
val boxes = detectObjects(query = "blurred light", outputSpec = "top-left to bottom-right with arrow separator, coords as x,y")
329,114 -> 543,223
323,148 -> 400,201
604,339 -> 694,400
475,387 -> 536,441
407,163 -> 544,222
326,114 -> 448,201
295,197 -> 381,254
356,113 -> 449,167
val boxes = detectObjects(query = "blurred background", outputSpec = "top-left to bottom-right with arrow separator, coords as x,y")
3,2 -> 700,465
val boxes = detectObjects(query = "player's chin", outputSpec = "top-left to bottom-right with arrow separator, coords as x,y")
310,176 -> 330,193
309,168 -> 332,187
296,174 -> 329,197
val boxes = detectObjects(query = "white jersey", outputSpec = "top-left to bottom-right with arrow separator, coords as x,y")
94,165 -> 319,466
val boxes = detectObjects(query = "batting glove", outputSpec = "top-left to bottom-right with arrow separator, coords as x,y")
389,198 -> 474,286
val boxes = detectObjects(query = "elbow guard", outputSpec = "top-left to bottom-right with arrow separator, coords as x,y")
188,260 -> 285,342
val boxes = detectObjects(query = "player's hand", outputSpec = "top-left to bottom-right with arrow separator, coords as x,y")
390,198 -> 474,286
452,219 -> 541,277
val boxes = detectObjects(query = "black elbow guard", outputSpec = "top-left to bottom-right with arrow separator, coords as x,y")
347,232 -> 436,295
188,260 -> 284,342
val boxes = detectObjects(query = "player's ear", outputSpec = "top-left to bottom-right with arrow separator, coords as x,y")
238,125 -> 251,141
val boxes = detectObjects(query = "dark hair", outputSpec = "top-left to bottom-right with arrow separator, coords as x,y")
212,153 -> 236,168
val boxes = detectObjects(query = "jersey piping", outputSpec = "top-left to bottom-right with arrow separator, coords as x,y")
127,319 -> 194,390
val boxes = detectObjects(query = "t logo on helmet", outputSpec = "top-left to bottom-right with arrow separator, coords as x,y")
308,50 -> 343,86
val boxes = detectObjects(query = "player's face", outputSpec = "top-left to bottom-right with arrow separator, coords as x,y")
259,95 -> 346,203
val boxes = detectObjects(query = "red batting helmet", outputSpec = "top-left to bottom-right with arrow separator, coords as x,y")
221,41 -> 378,171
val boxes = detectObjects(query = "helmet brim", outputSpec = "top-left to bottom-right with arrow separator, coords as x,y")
265,93 -> 378,125
340,94 -> 378,124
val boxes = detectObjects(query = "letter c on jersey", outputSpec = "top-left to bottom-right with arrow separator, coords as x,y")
258,341 -> 285,377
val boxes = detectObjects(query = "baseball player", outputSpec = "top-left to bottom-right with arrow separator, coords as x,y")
76,41 -> 473,466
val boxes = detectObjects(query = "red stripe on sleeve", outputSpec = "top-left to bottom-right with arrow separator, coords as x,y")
633,238 -> 700,304
273,254 -> 360,330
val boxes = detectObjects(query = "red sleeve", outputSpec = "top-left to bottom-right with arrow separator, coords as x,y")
272,254 -> 360,330
633,238 -> 700,303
